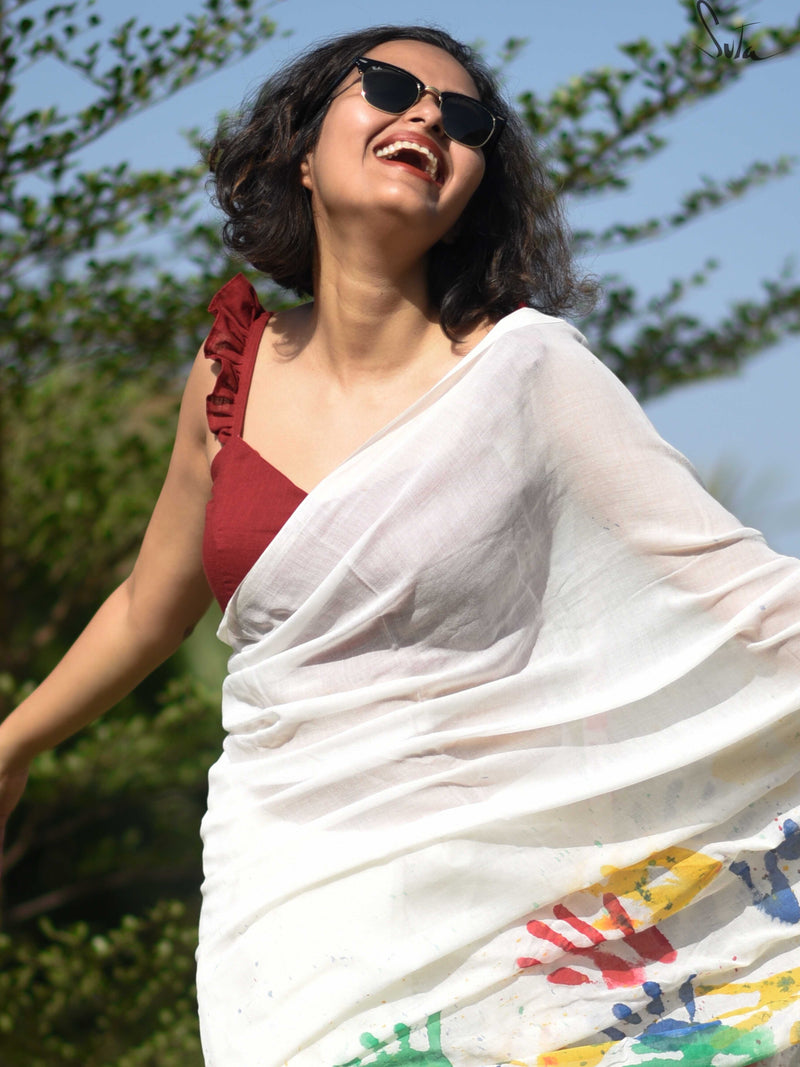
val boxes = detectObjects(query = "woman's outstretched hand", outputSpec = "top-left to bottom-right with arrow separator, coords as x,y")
0,347 -> 216,882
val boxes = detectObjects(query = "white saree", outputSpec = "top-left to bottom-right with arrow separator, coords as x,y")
197,309 -> 800,1067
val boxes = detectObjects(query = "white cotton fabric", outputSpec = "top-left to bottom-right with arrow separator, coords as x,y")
197,310 -> 800,1067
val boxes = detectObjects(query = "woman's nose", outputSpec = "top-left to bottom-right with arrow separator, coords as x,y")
405,88 -> 446,135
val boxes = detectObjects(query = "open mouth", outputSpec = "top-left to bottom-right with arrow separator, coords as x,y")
374,140 -> 441,184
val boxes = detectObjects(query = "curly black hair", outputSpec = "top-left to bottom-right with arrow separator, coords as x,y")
210,25 -> 595,336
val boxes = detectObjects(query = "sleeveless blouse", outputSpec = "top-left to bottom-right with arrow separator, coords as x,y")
202,275 -> 307,610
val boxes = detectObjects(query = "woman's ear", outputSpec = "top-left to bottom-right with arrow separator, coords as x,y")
300,155 -> 313,191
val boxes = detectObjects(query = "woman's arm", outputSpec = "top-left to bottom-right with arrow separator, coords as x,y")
0,346 -> 217,849
528,320 -> 800,663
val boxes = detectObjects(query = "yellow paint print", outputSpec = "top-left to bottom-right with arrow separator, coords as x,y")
696,966 -> 800,1033
536,1042 -> 611,1067
593,847 -> 722,929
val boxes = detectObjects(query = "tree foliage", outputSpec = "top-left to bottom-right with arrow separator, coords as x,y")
1,2 -> 277,1063
521,0 -> 800,395
1,0 -> 799,1062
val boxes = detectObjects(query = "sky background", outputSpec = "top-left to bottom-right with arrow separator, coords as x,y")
18,0 -> 800,554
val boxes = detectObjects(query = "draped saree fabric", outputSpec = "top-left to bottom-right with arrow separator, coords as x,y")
197,308 -> 800,1067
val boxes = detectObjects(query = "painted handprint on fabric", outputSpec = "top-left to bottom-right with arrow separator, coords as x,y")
518,838 -> 800,1066
518,894 -> 676,988
597,975 -> 780,1064
336,1013 -> 452,1067
730,818 -> 800,924
601,975 -> 700,1041
516,847 -> 722,987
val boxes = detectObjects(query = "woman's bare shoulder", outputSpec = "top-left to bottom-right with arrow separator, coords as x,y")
261,302 -> 315,361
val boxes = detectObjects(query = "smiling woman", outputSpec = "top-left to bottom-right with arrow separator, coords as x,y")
209,26 -> 593,337
3,21 -> 800,1067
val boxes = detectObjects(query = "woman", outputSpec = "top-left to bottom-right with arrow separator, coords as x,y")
2,24 -> 800,1067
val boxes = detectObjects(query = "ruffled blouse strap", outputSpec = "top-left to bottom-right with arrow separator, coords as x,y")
204,274 -> 269,442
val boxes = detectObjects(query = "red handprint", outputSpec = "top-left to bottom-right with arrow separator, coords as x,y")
518,893 -> 676,990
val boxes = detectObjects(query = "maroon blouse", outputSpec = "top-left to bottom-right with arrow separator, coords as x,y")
202,275 -> 307,610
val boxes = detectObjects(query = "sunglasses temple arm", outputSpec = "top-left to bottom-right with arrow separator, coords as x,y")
304,58 -> 361,126
483,115 -> 506,155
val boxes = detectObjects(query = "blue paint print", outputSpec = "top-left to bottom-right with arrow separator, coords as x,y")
612,1003 -> 641,1023
678,974 -> 697,1020
730,818 -> 800,924
642,1018 -> 721,1038
603,981 -> 670,1042
603,977 -> 713,1042
642,980 -> 664,1017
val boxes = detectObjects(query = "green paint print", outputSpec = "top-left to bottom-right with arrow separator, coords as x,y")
631,1019 -> 777,1066
336,1012 -> 453,1066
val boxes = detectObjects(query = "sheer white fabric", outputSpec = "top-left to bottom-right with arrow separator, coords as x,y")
197,310 -> 800,1067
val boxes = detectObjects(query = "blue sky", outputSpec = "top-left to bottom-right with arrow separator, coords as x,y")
19,0 -> 800,553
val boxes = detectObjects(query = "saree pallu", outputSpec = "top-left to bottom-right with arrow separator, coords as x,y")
197,309 -> 800,1067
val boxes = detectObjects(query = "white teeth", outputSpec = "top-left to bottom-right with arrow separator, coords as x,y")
375,140 -> 439,180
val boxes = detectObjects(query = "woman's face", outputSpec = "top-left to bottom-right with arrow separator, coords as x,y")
300,40 -> 487,251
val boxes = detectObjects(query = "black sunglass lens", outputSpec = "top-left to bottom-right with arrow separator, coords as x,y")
441,99 -> 494,148
360,62 -> 495,148
362,67 -> 419,113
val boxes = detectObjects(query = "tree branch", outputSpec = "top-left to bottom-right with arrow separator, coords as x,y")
7,863 -> 199,924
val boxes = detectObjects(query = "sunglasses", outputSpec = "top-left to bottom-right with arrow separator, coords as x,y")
351,56 -> 505,150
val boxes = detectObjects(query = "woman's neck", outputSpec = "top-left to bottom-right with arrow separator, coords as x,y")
301,220 -> 452,386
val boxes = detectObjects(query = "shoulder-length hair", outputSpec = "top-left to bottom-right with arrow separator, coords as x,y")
210,25 -> 594,336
